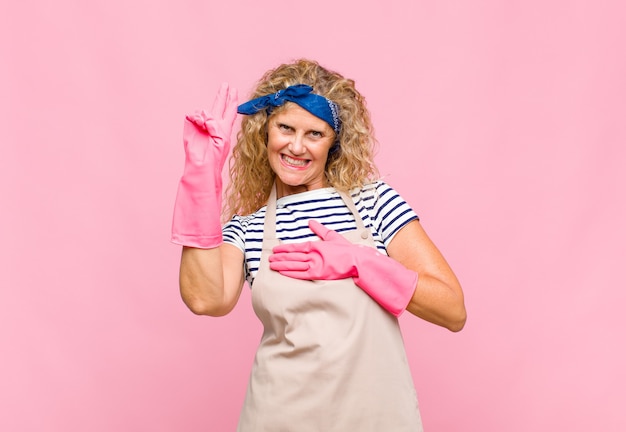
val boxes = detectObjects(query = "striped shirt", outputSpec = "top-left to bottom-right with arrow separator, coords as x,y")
223,181 -> 418,285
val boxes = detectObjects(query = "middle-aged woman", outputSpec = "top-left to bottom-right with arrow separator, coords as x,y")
172,59 -> 466,431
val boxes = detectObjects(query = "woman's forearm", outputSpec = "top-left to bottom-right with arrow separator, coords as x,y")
406,274 -> 466,332
179,244 -> 244,316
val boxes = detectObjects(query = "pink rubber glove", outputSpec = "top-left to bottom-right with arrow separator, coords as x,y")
269,220 -> 418,316
171,83 -> 238,248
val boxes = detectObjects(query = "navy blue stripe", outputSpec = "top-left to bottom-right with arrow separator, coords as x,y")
385,214 -> 418,239
372,188 -> 390,222
380,200 -> 405,224
286,195 -> 338,204
275,213 -> 354,231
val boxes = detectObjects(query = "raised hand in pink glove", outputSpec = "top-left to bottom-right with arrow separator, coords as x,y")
269,220 -> 417,316
171,83 -> 238,248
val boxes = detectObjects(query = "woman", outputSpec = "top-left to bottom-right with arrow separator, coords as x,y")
172,59 -> 466,431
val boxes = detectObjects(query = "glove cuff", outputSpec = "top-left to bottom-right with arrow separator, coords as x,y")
171,232 -> 223,249
352,248 -> 417,317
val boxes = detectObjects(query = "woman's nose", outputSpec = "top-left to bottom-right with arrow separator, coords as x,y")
288,133 -> 306,155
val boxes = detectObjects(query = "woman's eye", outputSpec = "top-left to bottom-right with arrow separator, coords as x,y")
310,131 -> 323,138
278,123 -> 292,131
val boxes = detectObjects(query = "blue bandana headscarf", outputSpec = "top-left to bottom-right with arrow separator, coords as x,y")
237,84 -> 341,135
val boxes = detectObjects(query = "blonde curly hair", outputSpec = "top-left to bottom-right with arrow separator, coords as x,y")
225,59 -> 379,218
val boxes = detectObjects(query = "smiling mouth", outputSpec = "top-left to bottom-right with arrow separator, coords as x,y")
281,154 -> 310,167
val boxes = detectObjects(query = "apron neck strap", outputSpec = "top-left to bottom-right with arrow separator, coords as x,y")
263,183 -> 278,241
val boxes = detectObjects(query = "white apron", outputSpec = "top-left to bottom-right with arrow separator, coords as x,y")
238,185 -> 423,431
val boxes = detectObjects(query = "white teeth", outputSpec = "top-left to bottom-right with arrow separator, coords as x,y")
283,155 -> 308,166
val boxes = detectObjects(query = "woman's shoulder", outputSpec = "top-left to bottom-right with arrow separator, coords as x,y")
352,179 -> 398,193
350,179 -> 403,205
222,207 -> 268,252
223,206 -> 267,236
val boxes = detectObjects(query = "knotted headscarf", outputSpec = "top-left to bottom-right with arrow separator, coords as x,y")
237,84 -> 341,135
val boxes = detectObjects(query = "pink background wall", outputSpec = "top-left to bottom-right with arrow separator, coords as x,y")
2,0 -> 625,430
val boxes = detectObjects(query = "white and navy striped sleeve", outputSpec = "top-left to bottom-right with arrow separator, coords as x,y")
222,209 -> 266,284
